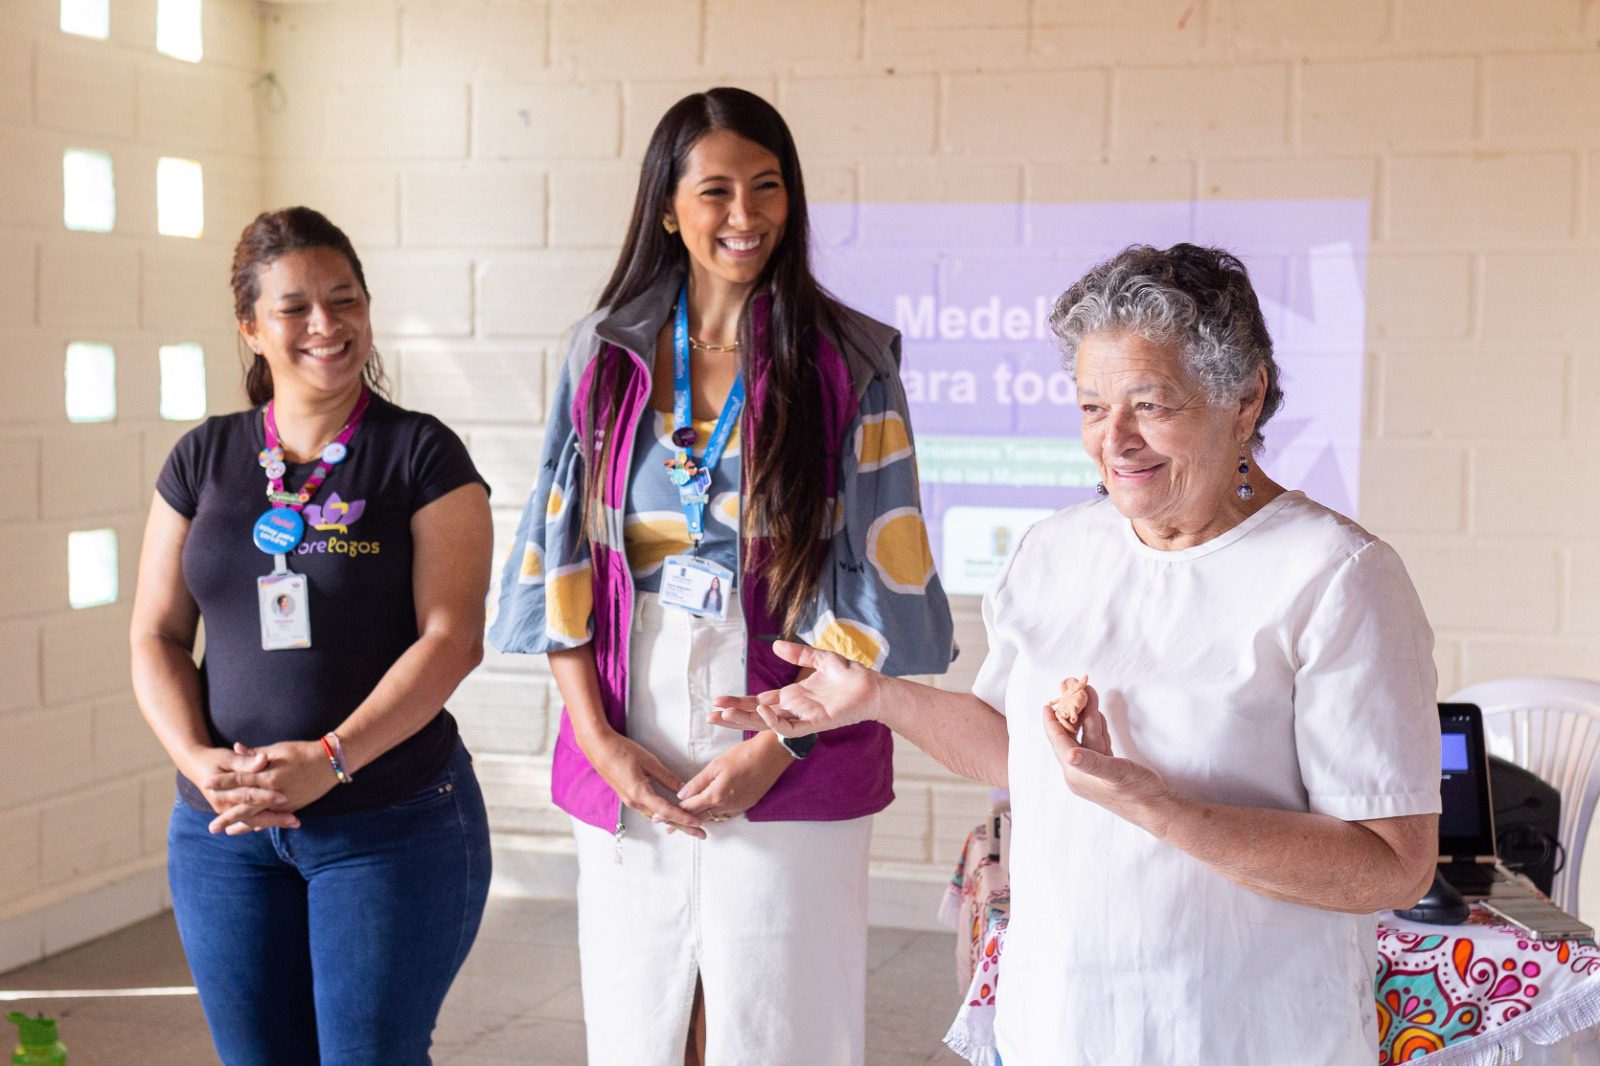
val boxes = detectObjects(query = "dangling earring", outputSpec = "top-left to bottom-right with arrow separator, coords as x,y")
662,216 -> 678,235
1095,481 -> 1108,496
1236,452 -> 1254,500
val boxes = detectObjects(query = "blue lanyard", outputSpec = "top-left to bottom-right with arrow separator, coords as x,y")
667,285 -> 744,544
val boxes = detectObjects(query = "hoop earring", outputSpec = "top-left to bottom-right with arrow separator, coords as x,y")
1236,453 -> 1254,500
662,216 -> 678,235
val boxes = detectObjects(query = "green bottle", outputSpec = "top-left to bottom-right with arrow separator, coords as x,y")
6,1012 -> 66,1066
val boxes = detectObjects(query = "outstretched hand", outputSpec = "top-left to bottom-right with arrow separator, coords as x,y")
1041,685 -> 1172,832
709,640 -> 881,737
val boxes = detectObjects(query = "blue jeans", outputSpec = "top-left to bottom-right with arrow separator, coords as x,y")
168,741 -> 491,1066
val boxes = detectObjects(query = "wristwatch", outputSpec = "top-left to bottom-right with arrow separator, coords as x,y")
778,733 -> 818,760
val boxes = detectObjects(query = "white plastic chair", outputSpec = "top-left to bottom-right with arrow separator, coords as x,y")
1449,677 -> 1600,915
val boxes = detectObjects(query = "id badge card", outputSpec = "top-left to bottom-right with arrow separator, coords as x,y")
258,572 -> 312,650
658,555 -> 733,620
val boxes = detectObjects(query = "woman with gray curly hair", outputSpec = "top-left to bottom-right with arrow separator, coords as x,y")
714,243 -> 1442,1064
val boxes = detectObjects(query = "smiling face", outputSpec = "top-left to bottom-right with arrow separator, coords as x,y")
665,128 -> 789,296
238,246 -> 372,403
1076,330 -> 1264,548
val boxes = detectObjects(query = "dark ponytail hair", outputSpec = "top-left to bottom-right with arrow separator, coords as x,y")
231,206 -> 391,406
588,87 -> 840,635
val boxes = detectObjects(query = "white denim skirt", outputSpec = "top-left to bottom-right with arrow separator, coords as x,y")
572,592 -> 873,1066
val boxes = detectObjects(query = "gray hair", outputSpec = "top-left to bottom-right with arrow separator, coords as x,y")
1049,243 -> 1283,448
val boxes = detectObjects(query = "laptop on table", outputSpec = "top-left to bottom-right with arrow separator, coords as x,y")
1436,702 -> 1592,940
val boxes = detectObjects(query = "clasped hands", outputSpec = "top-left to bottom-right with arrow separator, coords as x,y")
182,740 -> 340,836
709,641 -> 1174,828
580,729 -> 791,839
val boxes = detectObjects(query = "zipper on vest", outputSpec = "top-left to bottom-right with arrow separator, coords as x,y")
613,811 -> 625,864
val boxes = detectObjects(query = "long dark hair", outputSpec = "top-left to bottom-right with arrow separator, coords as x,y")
230,206 -> 391,406
588,87 -> 840,635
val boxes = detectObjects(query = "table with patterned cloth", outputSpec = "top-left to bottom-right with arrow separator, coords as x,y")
939,826 -> 1600,1065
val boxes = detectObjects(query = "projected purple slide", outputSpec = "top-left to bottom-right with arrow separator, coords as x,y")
811,200 -> 1370,595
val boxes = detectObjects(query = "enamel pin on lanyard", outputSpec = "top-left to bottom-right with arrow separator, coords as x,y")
659,286 -> 738,621
250,386 -> 371,650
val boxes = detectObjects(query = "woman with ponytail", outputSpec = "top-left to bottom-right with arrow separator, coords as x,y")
131,208 -> 493,1064
490,88 -> 953,1065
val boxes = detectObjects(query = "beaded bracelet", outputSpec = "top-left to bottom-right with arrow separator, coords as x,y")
319,732 -> 354,785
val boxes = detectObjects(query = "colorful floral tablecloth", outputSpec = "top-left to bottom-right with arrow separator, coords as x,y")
1375,911 -> 1600,1064
940,827 -> 1600,1065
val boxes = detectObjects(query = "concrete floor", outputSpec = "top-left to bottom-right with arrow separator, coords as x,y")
0,897 -> 966,1065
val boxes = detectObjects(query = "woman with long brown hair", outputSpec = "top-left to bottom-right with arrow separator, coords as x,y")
490,88 -> 953,1065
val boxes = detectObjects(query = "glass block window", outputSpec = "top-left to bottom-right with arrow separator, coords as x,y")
63,149 -> 115,233
156,157 -> 204,238
156,0 -> 203,62
68,529 -> 119,609
64,342 -> 116,423
60,0 -> 110,39
159,343 -> 207,420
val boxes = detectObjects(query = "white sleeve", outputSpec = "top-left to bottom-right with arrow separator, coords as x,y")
1293,540 -> 1442,821
970,526 -> 1031,717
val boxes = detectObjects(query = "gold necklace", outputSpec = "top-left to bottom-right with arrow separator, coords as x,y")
689,337 -> 740,353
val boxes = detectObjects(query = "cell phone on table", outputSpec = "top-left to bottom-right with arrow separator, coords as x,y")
1479,896 -> 1595,941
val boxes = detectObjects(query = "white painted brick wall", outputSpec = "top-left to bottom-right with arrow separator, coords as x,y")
1482,251 -> 1600,341
1364,252 -> 1475,342
781,75 -> 939,158
1393,0 -> 1590,52
0,335 -> 62,426
34,40 -> 138,139
39,782 -> 143,888
1300,58 -> 1477,151
704,0 -> 861,68
0,0 -> 263,955
1030,0 -> 1207,63
1115,63 -> 1289,158
0,36 -> 33,127
363,249 -> 477,337
549,1 -> 700,78
0,619 -> 41,714
396,345 -> 548,426
402,166 -> 548,248
402,0 -> 549,78
42,607 -> 138,706
38,428 -> 144,519
865,0 -> 1028,65
0,524 -> 68,623
941,71 -> 1107,158
1210,0 -> 1392,53
0,809 -> 43,905
38,239 -> 142,328
266,166 -> 401,247
1387,153 -> 1577,243
1378,351 -> 1566,439
0,129 -> 74,232
476,82 -> 622,161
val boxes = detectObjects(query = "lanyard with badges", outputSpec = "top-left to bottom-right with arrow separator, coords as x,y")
658,286 -> 741,620
249,386 -> 371,649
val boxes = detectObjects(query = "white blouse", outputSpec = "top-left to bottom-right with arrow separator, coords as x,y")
973,491 -> 1441,1065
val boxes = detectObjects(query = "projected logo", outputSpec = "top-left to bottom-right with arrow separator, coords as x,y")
812,200 -> 1369,595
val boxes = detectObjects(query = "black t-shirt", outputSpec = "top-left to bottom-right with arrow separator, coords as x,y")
156,396 -> 487,815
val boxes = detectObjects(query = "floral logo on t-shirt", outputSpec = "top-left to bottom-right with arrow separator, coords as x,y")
305,493 -> 365,533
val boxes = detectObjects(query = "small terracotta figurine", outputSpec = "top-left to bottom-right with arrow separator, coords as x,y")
1052,675 -> 1089,730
